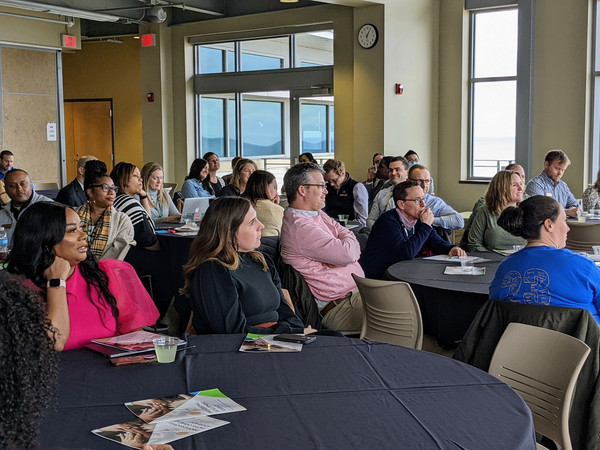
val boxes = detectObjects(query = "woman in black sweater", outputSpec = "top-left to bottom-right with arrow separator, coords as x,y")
182,196 -> 309,335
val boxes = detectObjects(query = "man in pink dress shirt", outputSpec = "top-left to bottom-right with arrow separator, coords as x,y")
281,163 -> 364,333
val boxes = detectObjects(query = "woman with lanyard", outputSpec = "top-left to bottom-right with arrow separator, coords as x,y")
75,160 -> 134,261
141,161 -> 181,223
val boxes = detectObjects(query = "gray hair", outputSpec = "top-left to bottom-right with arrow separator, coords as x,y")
283,163 -> 325,204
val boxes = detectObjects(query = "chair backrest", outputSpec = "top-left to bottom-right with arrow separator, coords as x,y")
352,274 -> 423,349
565,222 -> 600,252
489,322 -> 590,450
163,182 -> 177,198
33,181 -> 59,191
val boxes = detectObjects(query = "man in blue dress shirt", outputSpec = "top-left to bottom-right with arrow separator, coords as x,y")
525,150 -> 581,218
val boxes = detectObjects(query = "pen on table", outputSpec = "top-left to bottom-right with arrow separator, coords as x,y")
177,345 -> 197,352
168,228 -> 177,234
258,337 -> 271,350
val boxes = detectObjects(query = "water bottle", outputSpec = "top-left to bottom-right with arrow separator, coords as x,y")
0,227 -> 8,263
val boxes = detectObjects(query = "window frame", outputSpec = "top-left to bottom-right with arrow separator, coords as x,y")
465,0 -> 535,182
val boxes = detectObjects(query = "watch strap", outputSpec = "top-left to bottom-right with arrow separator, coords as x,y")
47,278 -> 66,288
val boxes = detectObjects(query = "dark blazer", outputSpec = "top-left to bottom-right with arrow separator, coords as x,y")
360,208 -> 455,279
55,178 -> 87,207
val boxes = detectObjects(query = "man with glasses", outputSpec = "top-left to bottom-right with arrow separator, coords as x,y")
367,156 -> 409,227
323,159 -> 368,227
56,155 -> 98,207
409,164 -> 463,240
360,180 -> 465,279
0,169 -> 54,246
281,163 -> 364,333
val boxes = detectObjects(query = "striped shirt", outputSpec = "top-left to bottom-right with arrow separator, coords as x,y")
113,194 -> 156,248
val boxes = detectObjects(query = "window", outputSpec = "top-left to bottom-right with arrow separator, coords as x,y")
469,8 -> 518,178
193,30 -> 334,169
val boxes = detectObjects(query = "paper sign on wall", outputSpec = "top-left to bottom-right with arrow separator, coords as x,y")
47,123 -> 57,141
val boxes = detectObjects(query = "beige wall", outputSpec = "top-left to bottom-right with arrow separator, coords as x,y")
532,0 -> 591,195
62,37 -> 144,169
382,0 -> 439,172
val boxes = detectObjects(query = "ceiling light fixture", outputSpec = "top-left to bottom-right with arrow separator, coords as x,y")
0,0 -> 120,22
0,9 -> 73,26
280,0 -> 299,3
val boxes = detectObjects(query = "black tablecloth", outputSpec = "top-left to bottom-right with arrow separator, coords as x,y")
40,335 -> 535,449
385,252 -> 504,344
157,232 -> 196,331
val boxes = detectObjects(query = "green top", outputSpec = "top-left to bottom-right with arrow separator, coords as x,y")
467,204 -> 526,252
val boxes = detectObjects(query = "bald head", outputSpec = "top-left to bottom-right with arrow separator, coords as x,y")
506,163 -> 525,182
77,155 -> 98,182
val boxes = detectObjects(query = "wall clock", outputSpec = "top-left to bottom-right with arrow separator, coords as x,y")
358,24 -> 378,49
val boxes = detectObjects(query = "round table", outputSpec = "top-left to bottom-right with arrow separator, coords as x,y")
39,335 -> 536,449
385,252 -> 504,344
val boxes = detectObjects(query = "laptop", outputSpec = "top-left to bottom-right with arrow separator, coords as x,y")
180,197 -> 213,223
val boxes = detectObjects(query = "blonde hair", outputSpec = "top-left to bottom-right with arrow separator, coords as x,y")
181,197 -> 267,296
229,159 -> 257,193
141,162 -> 169,211
485,170 -> 521,214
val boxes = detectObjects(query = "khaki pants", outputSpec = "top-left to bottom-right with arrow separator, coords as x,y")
321,290 -> 363,334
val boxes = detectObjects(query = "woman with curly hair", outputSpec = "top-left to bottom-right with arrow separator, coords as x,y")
6,202 -> 159,350
182,196 -> 310,335
468,170 -> 527,252
141,161 -> 181,223
218,158 -> 257,197
0,271 -> 58,449
242,170 -> 284,237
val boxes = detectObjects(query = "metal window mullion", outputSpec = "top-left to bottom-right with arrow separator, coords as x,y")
468,11 -> 476,178
470,75 -> 517,83
290,34 -> 296,69
235,93 -> 242,157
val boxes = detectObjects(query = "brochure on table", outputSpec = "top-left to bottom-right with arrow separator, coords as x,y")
444,266 -> 486,275
423,255 -> 490,263
125,389 -> 247,423
85,330 -> 186,358
92,388 -> 244,449
239,333 -> 303,352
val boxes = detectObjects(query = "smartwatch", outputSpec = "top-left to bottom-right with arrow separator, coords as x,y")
47,279 -> 66,288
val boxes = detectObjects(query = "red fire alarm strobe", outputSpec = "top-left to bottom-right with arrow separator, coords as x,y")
147,93 -> 154,102
395,83 -> 404,95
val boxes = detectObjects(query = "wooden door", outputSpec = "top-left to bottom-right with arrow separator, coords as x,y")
64,100 -> 114,181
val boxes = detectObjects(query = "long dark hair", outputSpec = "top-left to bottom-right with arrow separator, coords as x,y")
243,170 -> 275,204
498,195 -> 562,240
6,202 -> 120,327
186,158 -> 214,195
181,197 -> 267,296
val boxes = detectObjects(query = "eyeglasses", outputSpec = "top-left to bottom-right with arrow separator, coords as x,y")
410,178 -> 431,184
91,184 -> 118,194
303,183 -> 327,190
402,197 -> 426,205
